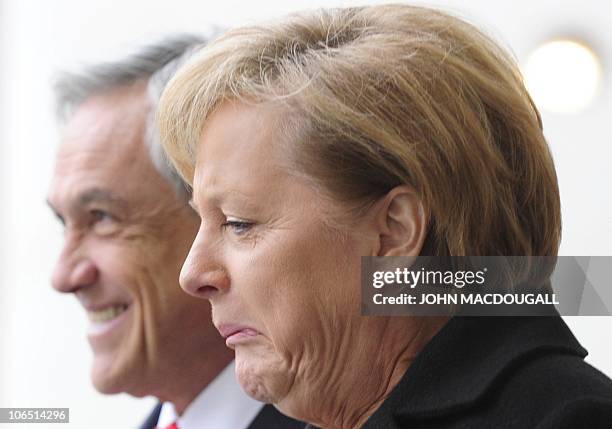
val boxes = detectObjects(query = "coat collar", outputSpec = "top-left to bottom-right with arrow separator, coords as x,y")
363,314 -> 586,427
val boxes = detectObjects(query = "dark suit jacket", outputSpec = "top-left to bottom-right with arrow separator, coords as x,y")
310,315 -> 612,428
145,316 -> 612,428
138,402 -> 303,429
138,403 -> 161,429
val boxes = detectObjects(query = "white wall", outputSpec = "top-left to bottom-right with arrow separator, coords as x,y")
0,1 -> 610,428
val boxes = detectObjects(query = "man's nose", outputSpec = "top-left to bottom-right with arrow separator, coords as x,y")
52,249 -> 99,294
179,230 -> 230,300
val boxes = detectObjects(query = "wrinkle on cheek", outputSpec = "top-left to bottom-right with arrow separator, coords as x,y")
255,258 -> 344,406
295,238 -> 364,409
136,270 -> 164,371
105,263 -> 151,382
118,206 -> 190,245
127,256 -> 177,346
273,296 -> 349,420
114,227 -> 153,248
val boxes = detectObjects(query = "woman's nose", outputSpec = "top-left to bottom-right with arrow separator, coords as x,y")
179,230 -> 230,300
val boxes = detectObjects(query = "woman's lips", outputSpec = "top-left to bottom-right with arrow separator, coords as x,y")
217,324 -> 260,347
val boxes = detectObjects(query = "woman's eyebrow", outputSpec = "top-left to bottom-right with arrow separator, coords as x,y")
192,187 -> 263,211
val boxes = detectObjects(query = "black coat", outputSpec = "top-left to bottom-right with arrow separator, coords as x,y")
358,316 -> 612,428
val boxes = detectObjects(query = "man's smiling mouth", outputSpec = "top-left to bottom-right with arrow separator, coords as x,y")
87,304 -> 129,323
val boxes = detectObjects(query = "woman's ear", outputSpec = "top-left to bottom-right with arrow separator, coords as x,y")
373,185 -> 427,257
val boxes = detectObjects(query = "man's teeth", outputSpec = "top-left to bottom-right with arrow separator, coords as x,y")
87,305 -> 128,323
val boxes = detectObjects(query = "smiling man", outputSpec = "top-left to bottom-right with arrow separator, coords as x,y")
47,36 -> 303,429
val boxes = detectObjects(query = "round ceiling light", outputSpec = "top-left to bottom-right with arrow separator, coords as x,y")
523,39 -> 602,114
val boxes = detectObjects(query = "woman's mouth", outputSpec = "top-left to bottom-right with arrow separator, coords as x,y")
217,324 -> 260,347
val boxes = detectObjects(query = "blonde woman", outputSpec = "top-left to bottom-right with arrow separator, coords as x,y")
158,5 -> 612,428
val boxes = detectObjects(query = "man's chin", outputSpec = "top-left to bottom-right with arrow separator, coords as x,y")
90,357 -> 130,395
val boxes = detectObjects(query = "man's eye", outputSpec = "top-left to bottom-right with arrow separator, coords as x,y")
222,220 -> 254,235
90,209 -> 113,223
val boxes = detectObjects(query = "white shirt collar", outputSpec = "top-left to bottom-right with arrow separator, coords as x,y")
157,361 -> 264,429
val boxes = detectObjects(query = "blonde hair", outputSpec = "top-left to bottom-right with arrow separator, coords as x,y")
158,4 -> 561,260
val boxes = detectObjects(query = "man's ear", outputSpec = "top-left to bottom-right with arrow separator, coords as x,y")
373,185 -> 427,257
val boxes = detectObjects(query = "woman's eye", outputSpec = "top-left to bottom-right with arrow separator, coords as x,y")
222,220 -> 254,235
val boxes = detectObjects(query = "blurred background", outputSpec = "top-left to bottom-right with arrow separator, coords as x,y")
0,0 -> 610,427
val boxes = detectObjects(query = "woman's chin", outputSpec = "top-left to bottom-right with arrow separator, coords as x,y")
237,372 -> 276,403
235,347 -> 291,404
